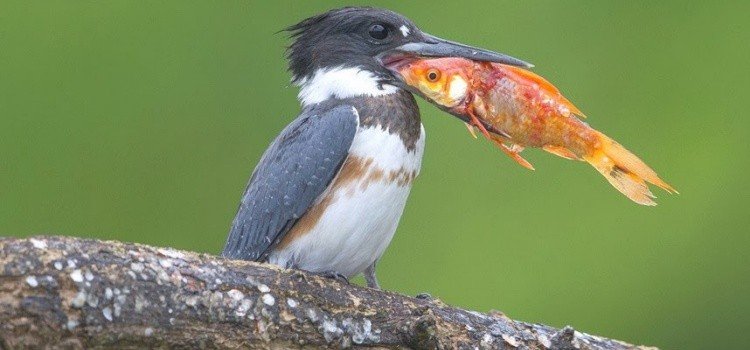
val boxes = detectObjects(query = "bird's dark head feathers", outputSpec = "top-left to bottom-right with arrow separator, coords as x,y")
284,7 -> 426,83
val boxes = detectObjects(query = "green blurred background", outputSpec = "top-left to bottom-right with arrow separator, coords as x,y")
1,1 -> 748,348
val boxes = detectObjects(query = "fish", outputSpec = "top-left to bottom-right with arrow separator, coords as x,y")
387,57 -> 676,205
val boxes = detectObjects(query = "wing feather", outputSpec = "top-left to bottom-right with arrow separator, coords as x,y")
221,105 -> 358,261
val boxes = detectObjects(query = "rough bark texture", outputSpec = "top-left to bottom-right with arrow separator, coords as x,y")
0,236 -> 655,350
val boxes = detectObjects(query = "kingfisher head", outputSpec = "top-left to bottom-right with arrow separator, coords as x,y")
286,7 -> 531,106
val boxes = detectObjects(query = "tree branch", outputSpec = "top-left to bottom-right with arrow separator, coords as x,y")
0,236 -> 655,349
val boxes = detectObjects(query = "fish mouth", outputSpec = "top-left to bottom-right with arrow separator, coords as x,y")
379,59 -> 513,139
377,52 -> 418,72
376,37 -> 522,140
377,53 -> 421,92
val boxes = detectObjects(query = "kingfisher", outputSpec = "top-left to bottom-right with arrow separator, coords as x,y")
221,7 -> 530,289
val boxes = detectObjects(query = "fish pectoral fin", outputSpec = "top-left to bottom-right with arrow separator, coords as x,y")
465,123 -> 478,139
505,146 -> 535,170
543,145 -> 580,160
509,144 -> 525,153
467,108 -> 494,140
495,142 -> 535,171
486,135 -> 534,170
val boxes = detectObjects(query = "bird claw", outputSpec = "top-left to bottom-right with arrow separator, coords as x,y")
316,271 -> 350,284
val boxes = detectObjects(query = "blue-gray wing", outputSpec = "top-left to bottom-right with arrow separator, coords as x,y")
221,105 -> 358,261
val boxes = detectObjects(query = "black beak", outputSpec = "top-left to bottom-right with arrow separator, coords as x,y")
379,33 -> 533,68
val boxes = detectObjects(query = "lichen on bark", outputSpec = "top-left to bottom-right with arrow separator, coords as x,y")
0,236 -> 656,350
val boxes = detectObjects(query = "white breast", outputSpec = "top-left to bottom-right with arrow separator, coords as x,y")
269,123 -> 426,277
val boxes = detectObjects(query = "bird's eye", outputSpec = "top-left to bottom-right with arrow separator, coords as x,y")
368,24 -> 389,40
426,69 -> 441,82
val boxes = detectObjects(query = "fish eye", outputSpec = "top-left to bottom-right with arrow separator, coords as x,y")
368,24 -> 389,40
426,69 -> 440,82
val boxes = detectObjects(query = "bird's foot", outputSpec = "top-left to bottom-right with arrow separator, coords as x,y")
415,292 -> 448,307
316,270 -> 350,285
364,261 -> 381,289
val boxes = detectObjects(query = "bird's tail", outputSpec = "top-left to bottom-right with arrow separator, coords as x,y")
583,131 -> 677,205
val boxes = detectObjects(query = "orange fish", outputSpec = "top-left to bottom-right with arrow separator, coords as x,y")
387,57 -> 676,205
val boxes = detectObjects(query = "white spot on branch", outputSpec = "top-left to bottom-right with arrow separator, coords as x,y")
322,317 -> 343,342
503,334 -> 520,347
227,289 -> 244,301
70,269 -> 83,283
30,238 -> 47,249
235,299 -> 252,317
306,308 -> 318,322
159,258 -> 173,268
157,248 -> 185,259
538,334 -> 552,348
130,262 -> 144,273
71,291 -> 86,308
102,307 -> 113,321
481,333 -> 493,346
25,276 -> 38,287
66,318 -> 79,330
287,298 -> 298,308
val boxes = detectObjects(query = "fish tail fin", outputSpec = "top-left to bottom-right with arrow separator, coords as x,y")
584,132 -> 677,205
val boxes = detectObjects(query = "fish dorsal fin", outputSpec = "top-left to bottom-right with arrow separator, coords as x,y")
499,64 -> 586,118
556,94 -> 586,118
501,64 -> 561,94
